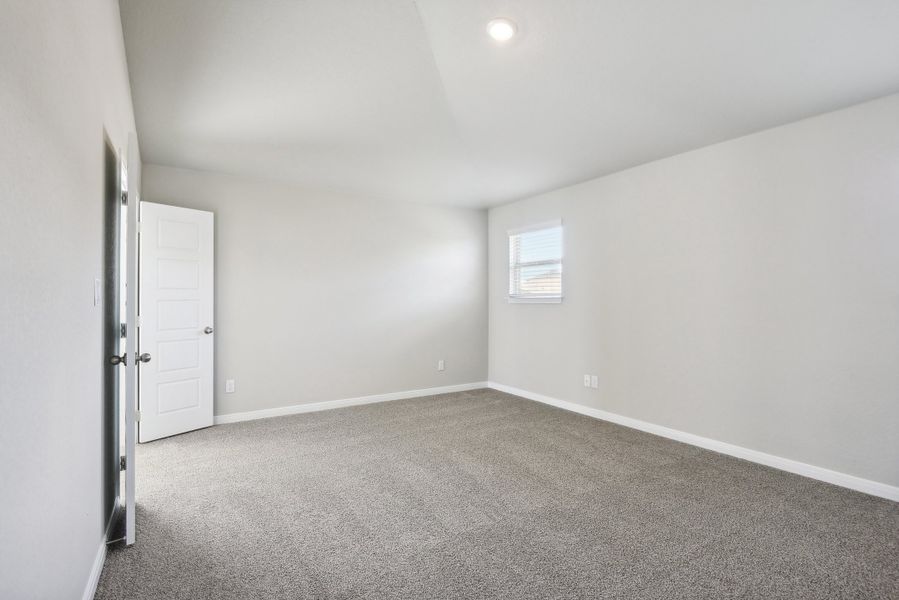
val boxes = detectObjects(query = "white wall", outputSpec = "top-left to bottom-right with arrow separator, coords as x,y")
0,1 -> 138,598
489,94 -> 899,488
141,165 -> 488,417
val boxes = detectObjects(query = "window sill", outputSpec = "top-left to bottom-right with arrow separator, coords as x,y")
508,296 -> 563,304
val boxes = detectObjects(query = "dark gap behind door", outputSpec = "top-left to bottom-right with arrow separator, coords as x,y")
102,140 -> 121,536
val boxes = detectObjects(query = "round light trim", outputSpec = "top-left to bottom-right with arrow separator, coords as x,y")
487,18 -> 517,43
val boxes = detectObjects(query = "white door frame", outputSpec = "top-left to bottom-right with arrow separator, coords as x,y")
122,133 -> 140,545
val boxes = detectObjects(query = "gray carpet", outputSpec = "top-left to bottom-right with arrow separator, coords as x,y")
95,389 -> 899,599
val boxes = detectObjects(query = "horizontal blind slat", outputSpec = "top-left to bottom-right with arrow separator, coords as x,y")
509,224 -> 562,298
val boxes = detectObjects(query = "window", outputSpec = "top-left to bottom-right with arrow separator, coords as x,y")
508,220 -> 563,303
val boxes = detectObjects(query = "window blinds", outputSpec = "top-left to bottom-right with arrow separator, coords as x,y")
508,221 -> 563,300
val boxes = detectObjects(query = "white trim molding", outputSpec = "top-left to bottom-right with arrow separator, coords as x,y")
213,382 -> 489,425
82,539 -> 107,600
507,218 -> 562,236
487,381 -> 899,502
508,296 -> 563,304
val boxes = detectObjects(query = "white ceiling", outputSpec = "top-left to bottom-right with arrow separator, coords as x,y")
120,0 -> 899,208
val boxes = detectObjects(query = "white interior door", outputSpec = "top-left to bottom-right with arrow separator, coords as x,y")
139,202 -> 215,442
123,134 -> 140,544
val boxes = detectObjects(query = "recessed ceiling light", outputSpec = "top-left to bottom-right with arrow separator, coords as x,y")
487,18 -> 517,43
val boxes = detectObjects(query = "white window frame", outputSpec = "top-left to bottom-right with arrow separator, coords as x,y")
508,219 -> 563,304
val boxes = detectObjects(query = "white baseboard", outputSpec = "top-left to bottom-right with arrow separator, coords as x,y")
487,381 -> 899,502
214,382 -> 489,425
82,539 -> 107,600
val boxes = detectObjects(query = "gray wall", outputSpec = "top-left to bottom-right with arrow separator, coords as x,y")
141,165 -> 488,416
489,94 -> 899,488
0,1 -> 138,597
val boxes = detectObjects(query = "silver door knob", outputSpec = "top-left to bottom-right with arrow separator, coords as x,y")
204,327 -> 214,334
137,353 -> 152,363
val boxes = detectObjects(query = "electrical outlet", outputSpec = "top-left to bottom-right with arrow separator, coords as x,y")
591,375 -> 599,389
583,375 -> 591,387
437,360 -> 445,371
225,379 -> 235,393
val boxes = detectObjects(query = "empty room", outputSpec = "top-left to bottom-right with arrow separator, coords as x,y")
2,1 -> 898,598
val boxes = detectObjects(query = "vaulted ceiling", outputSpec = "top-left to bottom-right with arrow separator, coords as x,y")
120,0 -> 899,207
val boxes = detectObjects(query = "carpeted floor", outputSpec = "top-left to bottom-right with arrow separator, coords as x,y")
95,389 -> 899,599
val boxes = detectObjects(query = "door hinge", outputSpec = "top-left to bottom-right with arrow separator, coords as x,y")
136,221 -> 141,234
119,455 -> 127,471
136,315 -> 142,328
120,322 -> 127,338
135,410 -> 141,422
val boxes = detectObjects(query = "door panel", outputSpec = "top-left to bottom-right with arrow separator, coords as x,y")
158,379 -> 201,413
158,219 -> 199,249
158,300 -> 200,330
139,202 -> 214,442
157,340 -> 200,372
157,259 -> 200,288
